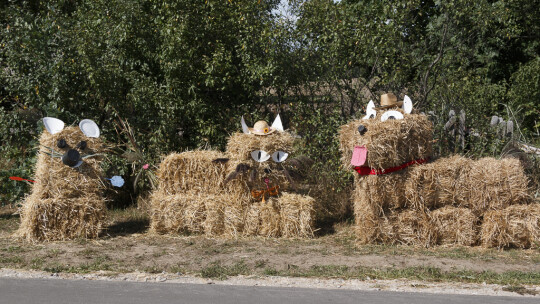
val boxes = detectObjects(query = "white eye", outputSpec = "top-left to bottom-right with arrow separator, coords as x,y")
381,110 -> 404,122
271,151 -> 289,163
362,100 -> 377,120
251,150 -> 270,162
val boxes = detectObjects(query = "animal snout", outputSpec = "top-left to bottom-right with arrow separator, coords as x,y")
61,149 -> 82,168
357,125 -> 367,135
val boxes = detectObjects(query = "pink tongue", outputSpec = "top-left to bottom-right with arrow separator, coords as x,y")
351,146 -> 367,167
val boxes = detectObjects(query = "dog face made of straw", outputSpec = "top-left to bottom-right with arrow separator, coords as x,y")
339,97 -> 433,170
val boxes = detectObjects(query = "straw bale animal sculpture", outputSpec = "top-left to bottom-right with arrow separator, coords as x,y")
150,115 -> 320,238
18,117 -> 111,241
339,93 -> 536,248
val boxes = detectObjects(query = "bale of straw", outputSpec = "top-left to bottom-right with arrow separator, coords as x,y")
354,173 -> 408,212
18,195 -> 105,241
243,202 -> 262,236
463,158 -> 531,214
259,197 -> 282,237
339,114 -> 433,170
430,206 -> 478,246
203,199 -> 225,236
149,192 -> 206,234
18,127 -> 107,241
405,156 -> 530,213
405,155 -> 473,210
279,193 -> 317,238
155,150 -> 228,195
480,204 -> 540,249
391,209 -> 437,247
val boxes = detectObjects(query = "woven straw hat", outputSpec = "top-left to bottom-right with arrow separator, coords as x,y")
375,93 -> 404,110
248,120 -> 276,136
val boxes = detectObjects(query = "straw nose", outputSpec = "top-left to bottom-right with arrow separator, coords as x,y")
62,149 -> 82,168
357,125 -> 367,135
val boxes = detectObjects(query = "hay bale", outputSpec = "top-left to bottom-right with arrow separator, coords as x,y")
354,172 -> 408,212
279,193 -> 317,238
18,195 -> 105,241
405,156 -> 473,210
149,192 -> 206,234
258,197 -> 282,237
18,126 -> 107,241
480,204 -> 540,248
339,113 -> 433,170
243,202 -> 262,236
463,158 -> 531,214
353,199 -> 388,244
430,206 -> 478,246
156,150 -> 228,195
391,209 -> 437,247
405,156 -> 530,213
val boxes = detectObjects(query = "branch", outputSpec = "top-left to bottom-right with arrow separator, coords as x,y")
421,22 -> 448,104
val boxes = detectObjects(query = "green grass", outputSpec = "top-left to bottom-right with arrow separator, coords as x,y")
200,261 -> 249,280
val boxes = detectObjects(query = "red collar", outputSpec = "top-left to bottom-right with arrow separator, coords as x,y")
354,158 -> 429,175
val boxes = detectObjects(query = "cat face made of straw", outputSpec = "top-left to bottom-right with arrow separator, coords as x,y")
224,115 -> 297,189
41,117 -> 104,168
339,96 -> 433,170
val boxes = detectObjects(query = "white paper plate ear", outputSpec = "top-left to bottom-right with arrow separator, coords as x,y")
79,119 -> 100,138
271,114 -> 284,132
362,100 -> 377,120
402,95 -> 413,114
43,117 -> 65,134
241,116 -> 250,134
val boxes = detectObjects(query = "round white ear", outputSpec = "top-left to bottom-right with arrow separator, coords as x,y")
79,119 -> 100,138
43,117 -> 65,134
241,116 -> 250,134
271,114 -> 284,132
402,95 -> 413,114
381,110 -> 404,121
362,100 -> 377,120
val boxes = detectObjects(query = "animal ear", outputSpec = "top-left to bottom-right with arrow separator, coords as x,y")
362,100 -> 377,120
271,114 -> 284,132
79,119 -> 100,138
241,116 -> 250,134
43,117 -> 65,134
402,95 -> 413,114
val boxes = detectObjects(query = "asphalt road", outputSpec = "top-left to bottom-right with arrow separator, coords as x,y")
0,277 -> 537,304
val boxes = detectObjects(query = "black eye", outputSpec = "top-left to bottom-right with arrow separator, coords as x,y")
369,114 -> 375,119
57,139 -> 67,149
388,116 -> 396,120
357,125 -> 367,135
77,141 -> 87,150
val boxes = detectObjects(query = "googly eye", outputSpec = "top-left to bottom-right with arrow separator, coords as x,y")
271,151 -> 289,163
57,139 -> 67,149
251,150 -> 270,162
381,110 -> 404,122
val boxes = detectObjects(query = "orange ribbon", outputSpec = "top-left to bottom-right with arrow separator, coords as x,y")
251,185 -> 280,202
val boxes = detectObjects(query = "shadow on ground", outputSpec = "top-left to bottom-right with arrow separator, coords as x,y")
104,218 -> 150,237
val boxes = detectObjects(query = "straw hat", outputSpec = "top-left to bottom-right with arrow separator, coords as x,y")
248,120 -> 276,136
375,93 -> 404,110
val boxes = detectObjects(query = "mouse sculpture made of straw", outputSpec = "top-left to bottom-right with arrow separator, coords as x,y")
150,115 -> 320,238
18,117 -> 113,241
339,93 -> 536,248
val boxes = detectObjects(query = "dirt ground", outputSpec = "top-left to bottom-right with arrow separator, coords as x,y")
1,205 -> 539,296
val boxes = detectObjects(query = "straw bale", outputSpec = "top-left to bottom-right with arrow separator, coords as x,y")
353,199 -> 387,244
405,156 -> 473,210
259,198 -> 282,238
18,194 -> 105,241
243,202 -> 262,236
405,156 -> 530,213
462,158 -> 531,214
203,199 -> 225,236
339,113 -> 433,170
18,126 -> 107,241
353,173 -> 407,212
480,204 -> 540,249
149,192 -> 206,234
279,193 -> 317,238
391,209 -> 437,247
430,206 -> 478,246
226,132 -> 295,162
156,150 -> 228,195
